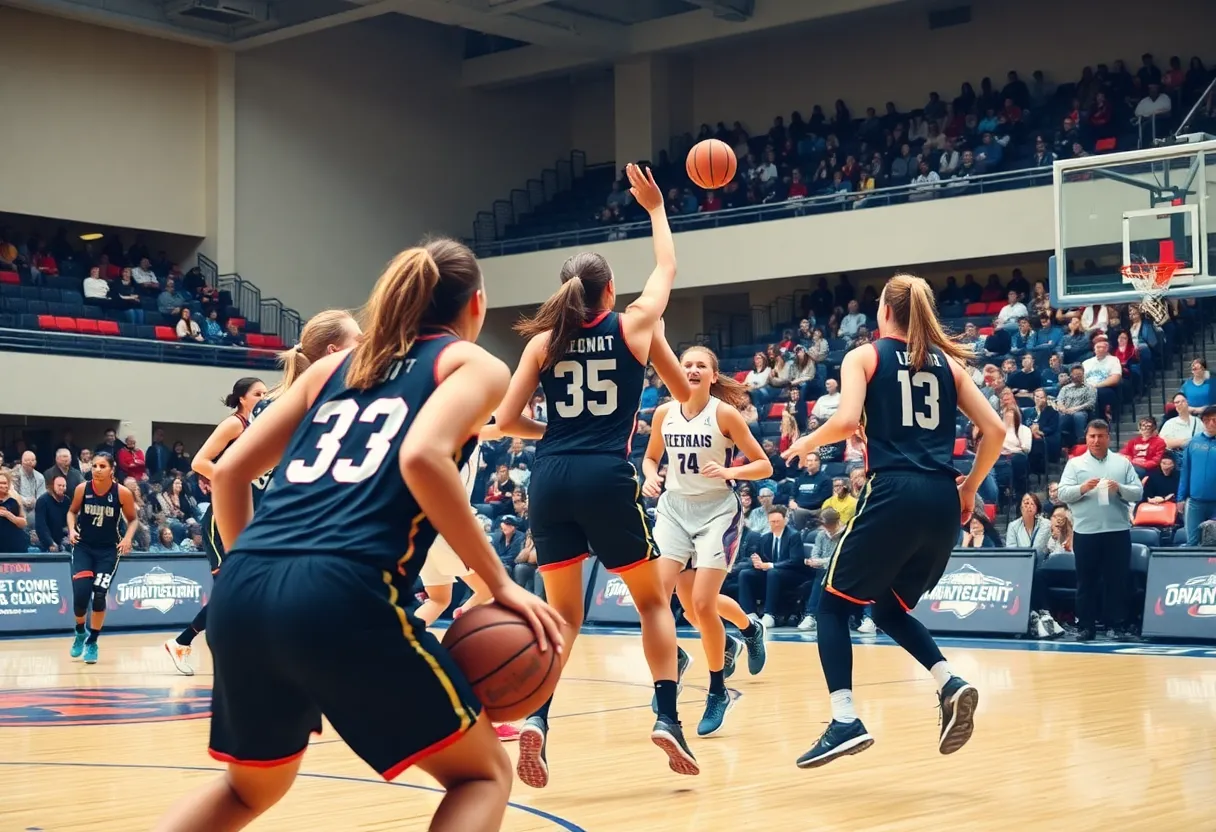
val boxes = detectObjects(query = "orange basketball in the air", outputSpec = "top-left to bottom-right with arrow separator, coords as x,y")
444,603 -> 561,723
686,139 -> 737,190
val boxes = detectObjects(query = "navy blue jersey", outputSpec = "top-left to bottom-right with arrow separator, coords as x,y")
535,310 -> 644,459
231,334 -> 476,584
78,481 -> 122,548
862,338 -> 958,478
249,398 -> 274,508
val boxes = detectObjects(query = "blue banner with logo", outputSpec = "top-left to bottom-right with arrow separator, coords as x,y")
0,554 -> 213,635
583,557 -> 641,625
1141,548 -> 1216,640
910,550 -> 1034,635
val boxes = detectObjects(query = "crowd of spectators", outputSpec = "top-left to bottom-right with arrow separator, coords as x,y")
585,53 -> 1216,233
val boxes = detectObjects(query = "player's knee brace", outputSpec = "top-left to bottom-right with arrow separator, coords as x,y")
91,586 -> 109,613
72,577 -> 93,618
816,588 -> 864,618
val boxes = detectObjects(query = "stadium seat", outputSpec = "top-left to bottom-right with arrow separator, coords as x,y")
963,303 -> 986,316
76,318 -> 99,334
0,272 -> 20,286
1095,137 -> 1117,152
983,503 -> 995,522
229,317 -> 246,330
1039,551 -> 1077,609
263,335 -> 286,350
135,325 -> 155,340
805,400 -> 816,414
1134,501 -> 1177,527
117,323 -> 136,338
1069,444 -> 1086,458
19,286 -> 38,301
734,371 -> 747,383
1130,527 -> 1161,548
38,314 -> 56,330
247,333 -> 268,348
953,437 -> 967,457
154,326 -> 177,342
55,316 -> 78,332
98,320 -> 121,336
978,326 -> 993,336
767,402 -> 784,419
985,301 -> 1004,315
27,301 -> 48,316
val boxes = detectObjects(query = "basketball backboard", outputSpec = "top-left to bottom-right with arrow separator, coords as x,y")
1050,134 -> 1216,308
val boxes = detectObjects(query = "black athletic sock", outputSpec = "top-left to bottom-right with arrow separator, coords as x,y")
871,602 -> 945,672
738,620 -> 757,639
709,669 -> 726,696
532,696 -> 553,725
85,629 -> 99,645
654,680 -> 679,721
74,622 -> 85,635
815,608 -> 854,692
177,606 -> 207,646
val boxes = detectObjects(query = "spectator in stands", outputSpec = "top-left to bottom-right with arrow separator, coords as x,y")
157,477 -> 197,530
1058,419 -> 1140,640
811,378 -> 841,422
150,526 -> 180,553
117,435 -> 147,481
492,515 -> 523,571
1181,357 -> 1213,407
1056,364 -> 1096,444
1046,506 -> 1073,553
132,258 -> 160,292
960,513 -> 998,548
222,320 -> 246,347
158,278 -> 186,318
1006,493 -> 1051,552
981,317 -> 1012,359
791,452 -> 832,511
43,448 -> 84,496
1027,388 -> 1060,466
1121,418 -> 1166,477
1010,318 -> 1036,354
820,477 -> 856,526
475,464 -> 514,519
796,506 -> 841,632
1178,405 -> 1216,545
1143,455 -> 1179,505
95,429 -> 119,457
1082,336 -> 1122,418
175,308 -> 204,342
144,431 -> 172,479
77,448 -> 92,477
113,270 -> 145,323
744,352 -> 773,406
201,309 -> 225,344
1134,82 -> 1172,122
35,474 -> 70,552
740,505 -> 804,626
839,300 -> 865,339
83,267 -> 110,309
12,452 -> 44,531
1161,393 -> 1201,455
0,470 -> 30,553
605,180 -> 631,211
1037,313 -> 1063,352
999,405 -> 1032,496
1007,353 -> 1039,405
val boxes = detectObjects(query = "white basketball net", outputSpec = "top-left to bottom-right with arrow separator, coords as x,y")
1121,259 -> 1178,325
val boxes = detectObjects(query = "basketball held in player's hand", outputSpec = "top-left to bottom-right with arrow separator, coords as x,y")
686,139 -> 737,190
444,603 -> 561,722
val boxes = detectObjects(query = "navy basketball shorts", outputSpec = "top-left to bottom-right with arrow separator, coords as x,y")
71,544 -> 119,591
200,505 -> 225,575
528,453 -> 658,573
206,553 -> 482,779
822,471 -> 961,610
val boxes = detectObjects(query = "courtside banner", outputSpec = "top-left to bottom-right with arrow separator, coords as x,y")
910,550 -> 1034,635
584,557 -> 641,625
1141,548 -> 1216,640
0,556 -> 72,634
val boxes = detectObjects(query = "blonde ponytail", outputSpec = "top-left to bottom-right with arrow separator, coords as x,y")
347,248 -> 440,390
516,276 -> 587,371
266,309 -> 356,399
887,273 -> 973,370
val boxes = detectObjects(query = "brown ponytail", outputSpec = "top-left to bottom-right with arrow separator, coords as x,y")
516,251 -> 614,371
267,309 -> 357,399
884,273 -> 973,370
681,346 -> 751,410
347,238 -> 482,390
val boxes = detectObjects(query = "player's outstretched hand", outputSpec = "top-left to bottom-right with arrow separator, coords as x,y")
781,435 -> 817,466
641,471 -> 665,498
700,461 -> 729,480
626,163 -> 663,213
494,583 -> 566,656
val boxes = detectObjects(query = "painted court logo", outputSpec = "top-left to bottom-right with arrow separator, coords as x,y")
1155,574 -> 1216,618
596,576 -> 635,608
114,567 -> 203,614
923,564 -> 1019,620
0,687 -> 211,726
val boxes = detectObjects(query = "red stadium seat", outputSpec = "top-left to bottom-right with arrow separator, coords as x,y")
978,326 -> 994,336
1095,137 -> 1117,152
733,371 -> 747,383
964,303 -> 987,316
229,317 -> 246,330
805,400 -> 816,415
985,301 -> 1004,315
246,333 -> 267,348
1135,502 -> 1177,527
38,314 -> 57,330
76,318 -> 99,334
953,437 -> 967,457
56,316 -> 78,332
154,326 -> 177,342
263,335 -> 286,350
1070,444 -> 1087,458
98,320 -> 120,336
767,402 -> 785,420
0,271 -> 20,286
983,503 -> 996,522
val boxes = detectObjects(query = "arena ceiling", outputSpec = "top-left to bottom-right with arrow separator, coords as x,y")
4,0 -> 911,85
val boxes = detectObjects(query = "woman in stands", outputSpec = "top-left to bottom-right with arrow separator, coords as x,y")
155,238 -> 563,832
163,376 -> 266,674
165,313 -> 361,674
641,346 -> 771,739
493,163 -> 701,788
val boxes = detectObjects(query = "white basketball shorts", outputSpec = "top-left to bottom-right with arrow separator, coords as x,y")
653,490 -> 745,571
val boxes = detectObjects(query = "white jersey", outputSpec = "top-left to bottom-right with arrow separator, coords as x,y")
460,443 -> 482,501
660,397 -> 733,498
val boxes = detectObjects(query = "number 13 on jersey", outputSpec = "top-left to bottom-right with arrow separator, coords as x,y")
897,368 -> 940,430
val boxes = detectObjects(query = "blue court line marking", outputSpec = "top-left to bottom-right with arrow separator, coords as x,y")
0,761 -> 586,832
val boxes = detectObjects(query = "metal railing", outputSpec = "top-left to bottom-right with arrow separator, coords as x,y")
195,254 -> 303,344
473,166 -> 1053,258
0,327 -> 279,369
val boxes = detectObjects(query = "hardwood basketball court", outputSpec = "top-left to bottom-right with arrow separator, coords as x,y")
1,628 -> 1213,830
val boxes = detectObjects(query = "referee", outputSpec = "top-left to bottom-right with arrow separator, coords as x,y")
1057,419 -> 1142,641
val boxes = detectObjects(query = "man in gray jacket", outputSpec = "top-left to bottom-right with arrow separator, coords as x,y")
1058,419 -> 1143,641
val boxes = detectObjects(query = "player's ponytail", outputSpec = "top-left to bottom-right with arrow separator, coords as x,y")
516,252 -> 613,371
683,346 -> 751,410
886,273 -> 973,370
347,239 -> 482,390
267,310 -> 357,399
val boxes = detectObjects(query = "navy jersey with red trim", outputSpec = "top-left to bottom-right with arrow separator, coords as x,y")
862,337 -> 959,478
248,398 -> 274,508
535,310 -> 644,459
230,334 -> 477,585
78,481 -> 122,548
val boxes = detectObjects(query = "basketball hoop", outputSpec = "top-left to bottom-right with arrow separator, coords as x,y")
1121,259 -> 1181,324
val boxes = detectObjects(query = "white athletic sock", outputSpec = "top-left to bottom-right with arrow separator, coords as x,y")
930,661 -> 954,691
829,689 -> 857,723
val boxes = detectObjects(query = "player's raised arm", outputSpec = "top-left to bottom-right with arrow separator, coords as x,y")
951,357 -> 1004,521
641,402 -> 672,497
191,415 -> 246,483
402,341 -> 564,653
493,334 -> 548,440
648,320 -> 691,403
621,164 -> 676,333
782,345 -> 875,466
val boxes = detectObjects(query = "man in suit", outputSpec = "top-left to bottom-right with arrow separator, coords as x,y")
738,506 -> 813,626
